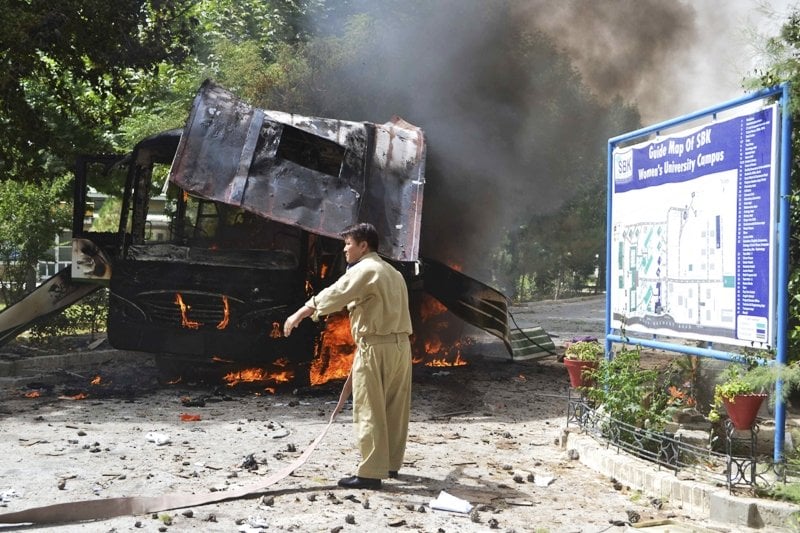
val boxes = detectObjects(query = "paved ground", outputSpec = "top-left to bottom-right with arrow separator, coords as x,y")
0,295 -> 795,532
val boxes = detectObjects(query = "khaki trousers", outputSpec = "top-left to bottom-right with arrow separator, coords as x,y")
351,335 -> 412,479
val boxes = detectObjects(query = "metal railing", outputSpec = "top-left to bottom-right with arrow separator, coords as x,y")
567,391 -> 800,494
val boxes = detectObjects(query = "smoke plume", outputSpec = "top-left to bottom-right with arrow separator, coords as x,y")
304,0 -> 787,285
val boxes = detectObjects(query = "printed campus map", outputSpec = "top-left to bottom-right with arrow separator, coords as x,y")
610,104 -> 778,347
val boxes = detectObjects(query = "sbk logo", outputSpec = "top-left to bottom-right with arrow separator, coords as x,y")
614,150 -> 633,182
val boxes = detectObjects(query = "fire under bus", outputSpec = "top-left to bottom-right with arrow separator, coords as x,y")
0,81 -> 552,385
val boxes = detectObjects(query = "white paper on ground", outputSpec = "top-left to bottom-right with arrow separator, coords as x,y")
145,432 -> 171,446
429,490 -> 473,513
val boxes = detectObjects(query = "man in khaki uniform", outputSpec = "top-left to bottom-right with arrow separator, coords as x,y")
283,223 -> 413,489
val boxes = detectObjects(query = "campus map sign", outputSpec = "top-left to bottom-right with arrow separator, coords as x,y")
610,103 -> 779,348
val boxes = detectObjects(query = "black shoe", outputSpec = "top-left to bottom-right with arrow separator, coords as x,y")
337,475 -> 381,489
388,470 -> 399,478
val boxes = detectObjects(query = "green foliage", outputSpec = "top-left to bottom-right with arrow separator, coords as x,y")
92,197 -> 123,233
0,0 -> 198,181
712,364 -> 759,407
709,358 -> 800,421
29,289 -> 108,343
564,340 -> 603,361
0,177 -> 71,306
764,482 -> 800,505
585,347 -> 669,431
663,355 -> 700,410
737,361 -> 800,406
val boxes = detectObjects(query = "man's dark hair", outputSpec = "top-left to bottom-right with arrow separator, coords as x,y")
341,222 -> 379,251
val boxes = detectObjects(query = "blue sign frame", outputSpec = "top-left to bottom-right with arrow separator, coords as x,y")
606,84 -> 791,461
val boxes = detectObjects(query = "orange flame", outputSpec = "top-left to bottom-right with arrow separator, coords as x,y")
223,366 -> 295,387
419,296 -> 448,321
310,313 -> 355,385
426,352 -> 468,367
60,392 -> 88,400
91,375 -> 101,385
270,322 -> 282,338
24,391 -> 40,398
321,263 -> 329,278
216,295 -> 230,330
413,293 -> 471,368
174,293 -> 202,329
180,413 -> 202,422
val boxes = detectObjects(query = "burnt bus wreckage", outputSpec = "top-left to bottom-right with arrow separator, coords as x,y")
0,81 -> 551,376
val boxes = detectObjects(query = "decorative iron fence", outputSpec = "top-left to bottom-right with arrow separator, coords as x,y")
567,391 -> 800,494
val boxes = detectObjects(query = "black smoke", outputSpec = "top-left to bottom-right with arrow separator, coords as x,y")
300,0 -> 709,282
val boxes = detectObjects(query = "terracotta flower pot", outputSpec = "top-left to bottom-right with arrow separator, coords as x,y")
564,359 -> 598,388
722,393 -> 767,430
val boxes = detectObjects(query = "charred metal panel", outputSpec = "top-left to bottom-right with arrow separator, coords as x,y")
420,257 -> 513,354
0,268 -> 101,346
108,251 -> 315,362
169,80 -> 425,261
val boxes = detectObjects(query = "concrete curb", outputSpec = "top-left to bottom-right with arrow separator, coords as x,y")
0,349 -> 156,376
567,430 -> 799,531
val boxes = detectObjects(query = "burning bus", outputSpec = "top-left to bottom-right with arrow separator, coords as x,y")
0,81 -> 544,385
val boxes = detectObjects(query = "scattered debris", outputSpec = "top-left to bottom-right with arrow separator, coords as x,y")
429,409 -> 473,420
650,497 -> 663,510
469,508 -> 481,522
343,494 -> 360,504
0,489 -> 19,504
429,491 -> 472,513
247,515 -> 269,528
181,396 -> 206,407
240,454 -> 260,471
567,448 -> 580,460
145,432 -> 171,446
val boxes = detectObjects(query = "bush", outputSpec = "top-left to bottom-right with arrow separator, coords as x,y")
29,289 -> 108,344
585,347 -> 670,431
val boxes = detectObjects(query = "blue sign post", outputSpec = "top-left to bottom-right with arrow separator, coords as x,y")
607,84 -> 791,461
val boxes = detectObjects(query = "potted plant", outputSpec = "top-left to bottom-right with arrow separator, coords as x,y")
563,340 -> 604,388
710,359 -> 800,430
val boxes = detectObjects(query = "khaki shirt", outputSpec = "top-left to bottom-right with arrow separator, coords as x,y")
305,252 -> 412,341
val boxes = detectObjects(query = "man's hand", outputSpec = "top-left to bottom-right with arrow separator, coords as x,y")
283,305 -> 313,337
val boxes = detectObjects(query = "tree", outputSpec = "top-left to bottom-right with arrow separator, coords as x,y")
0,0 -> 198,182
0,177 -> 71,306
115,0 -> 325,147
